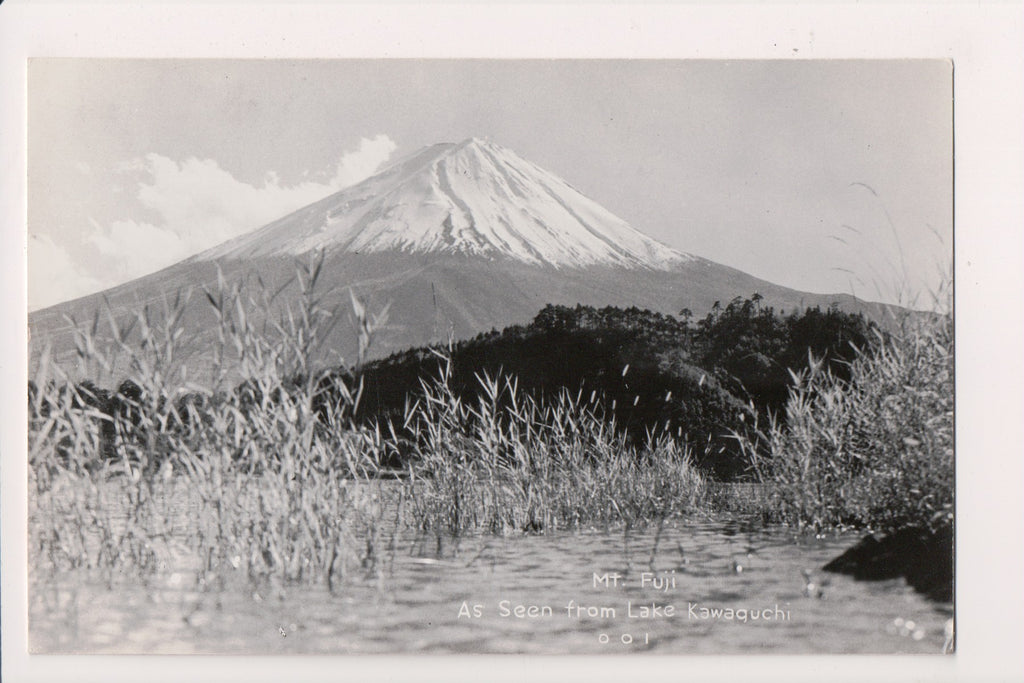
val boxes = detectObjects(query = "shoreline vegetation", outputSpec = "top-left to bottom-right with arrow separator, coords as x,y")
27,255 -> 953,600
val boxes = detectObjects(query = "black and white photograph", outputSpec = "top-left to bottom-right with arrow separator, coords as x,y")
2,3 -> 1022,682
23,56 -> 955,655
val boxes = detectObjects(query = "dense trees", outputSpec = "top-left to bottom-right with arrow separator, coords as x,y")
352,296 -> 875,478
693,295 -> 872,413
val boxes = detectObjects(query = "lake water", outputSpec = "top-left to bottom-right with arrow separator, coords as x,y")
29,517 -> 953,654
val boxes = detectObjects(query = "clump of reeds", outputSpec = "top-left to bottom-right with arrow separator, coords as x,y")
28,252 -> 400,591
736,304 -> 953,533
403,355 -> 707,535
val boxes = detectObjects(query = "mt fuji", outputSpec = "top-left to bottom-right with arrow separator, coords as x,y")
197,137 -> 690,269
29,138 -> 888,377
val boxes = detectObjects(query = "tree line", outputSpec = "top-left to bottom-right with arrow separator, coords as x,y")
351,295 -> 875,478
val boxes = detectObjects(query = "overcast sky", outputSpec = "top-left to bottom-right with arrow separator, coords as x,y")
28,59 -> 951,311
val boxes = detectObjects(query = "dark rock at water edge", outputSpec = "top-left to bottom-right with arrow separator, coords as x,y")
823,526 -> 954,602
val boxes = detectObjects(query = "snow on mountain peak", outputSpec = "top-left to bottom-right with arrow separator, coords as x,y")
197,138 -> 693,269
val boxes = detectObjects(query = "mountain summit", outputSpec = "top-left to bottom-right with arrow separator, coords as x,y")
198,137 -> 691,269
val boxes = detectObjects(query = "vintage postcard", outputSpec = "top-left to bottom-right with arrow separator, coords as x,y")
24,56 -> 954,654
3,3 -> 1021,683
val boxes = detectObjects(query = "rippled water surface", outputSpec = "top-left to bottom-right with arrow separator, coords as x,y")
30,517 -> 952,654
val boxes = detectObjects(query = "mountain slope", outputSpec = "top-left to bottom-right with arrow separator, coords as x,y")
29,138 -> 892,382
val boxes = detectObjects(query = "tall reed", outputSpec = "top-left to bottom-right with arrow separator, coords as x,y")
29,252 -> 398,591
403,355 -> 707,535
735,307 -> 953,533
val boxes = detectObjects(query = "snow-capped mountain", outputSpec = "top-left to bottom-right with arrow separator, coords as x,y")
197,137 -> 691,269
30,137 -> 890,378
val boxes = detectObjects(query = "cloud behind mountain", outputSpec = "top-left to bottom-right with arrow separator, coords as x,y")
29,135 -> 396,311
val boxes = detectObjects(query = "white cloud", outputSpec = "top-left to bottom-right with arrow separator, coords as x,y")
330,134 -> 397,187
126,133 -> 396,258
88,218 -> 193,281
28,233 -> 104,311
35,135 -> 397,308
